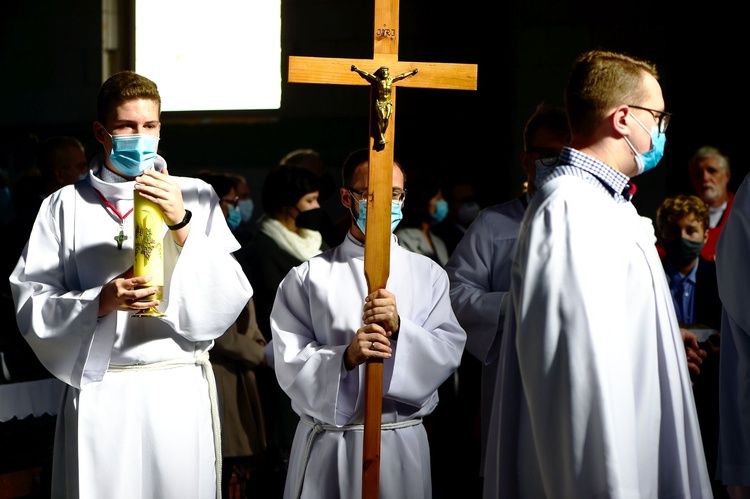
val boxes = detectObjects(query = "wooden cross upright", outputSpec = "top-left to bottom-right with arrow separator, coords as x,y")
288,1 -> 477,497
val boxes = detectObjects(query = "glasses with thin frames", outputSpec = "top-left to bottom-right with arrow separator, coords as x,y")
628,104 -> 672,134
525,147 -> 561,167
348,188 -> 407,203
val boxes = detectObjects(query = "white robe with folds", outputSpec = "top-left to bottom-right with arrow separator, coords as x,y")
9,155 -> 253,499
270,232 -> 466,499
444,196 -> 525,474
716,171 -> 750,486
485,174 -> 712,498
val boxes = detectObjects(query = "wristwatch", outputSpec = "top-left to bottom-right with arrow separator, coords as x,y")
167,209 -> 192,230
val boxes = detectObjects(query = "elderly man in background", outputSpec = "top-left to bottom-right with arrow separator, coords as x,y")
689,145 -> 733,261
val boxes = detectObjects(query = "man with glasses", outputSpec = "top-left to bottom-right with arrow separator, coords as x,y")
484,50 -> 712,498
268,147 -> 466,498
444,103 -> 570,490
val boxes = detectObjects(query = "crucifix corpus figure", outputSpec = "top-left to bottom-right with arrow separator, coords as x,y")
351,65 -> 418,149
286,0 -> 477,496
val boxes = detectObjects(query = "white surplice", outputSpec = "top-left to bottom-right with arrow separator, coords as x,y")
716,172 -> 750,486
444,195 -> 525,475
485,171 -> 712,498
9,154 -> 253,499
270,232 -> 466,499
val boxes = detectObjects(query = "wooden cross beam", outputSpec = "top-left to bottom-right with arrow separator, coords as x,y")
288,1 -> 477,498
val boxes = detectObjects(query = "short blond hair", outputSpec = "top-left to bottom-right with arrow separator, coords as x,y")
565,50 -> 659,136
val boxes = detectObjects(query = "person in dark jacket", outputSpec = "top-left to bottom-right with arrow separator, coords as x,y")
656,193 -> 725,498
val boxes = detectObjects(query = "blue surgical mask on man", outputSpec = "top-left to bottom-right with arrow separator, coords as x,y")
623,113 -> 666,176
431,199 -> 449,224
350,194 -> 403,234
226,204 -> 242,230
105,131 -> 160,177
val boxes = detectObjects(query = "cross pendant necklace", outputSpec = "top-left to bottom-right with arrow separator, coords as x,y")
93,188 -> 134,250
114,227 -> 128,249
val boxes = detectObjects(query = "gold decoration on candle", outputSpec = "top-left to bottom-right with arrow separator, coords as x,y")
133,190 -> 165,317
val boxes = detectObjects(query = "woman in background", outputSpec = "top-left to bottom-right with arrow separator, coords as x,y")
395,171 -> 450,266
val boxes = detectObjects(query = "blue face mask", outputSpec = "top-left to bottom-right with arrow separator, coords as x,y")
106,131 -> 160,177
226,204 -> 242,230
351,195 -> 403,234
624,113 -> 666,176
238,198 -> 254,223
431,199 -> 449,224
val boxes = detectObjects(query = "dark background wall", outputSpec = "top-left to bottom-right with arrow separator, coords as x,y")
0,0 -> 743,222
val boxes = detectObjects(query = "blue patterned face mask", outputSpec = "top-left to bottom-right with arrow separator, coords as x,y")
349,192 -> 403,234
106,131 -> 160,177
226,204 -> 242,230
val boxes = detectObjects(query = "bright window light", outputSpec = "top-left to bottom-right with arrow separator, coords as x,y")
135,0 -> 281,112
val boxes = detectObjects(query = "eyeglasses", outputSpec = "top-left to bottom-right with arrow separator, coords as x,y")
628,105 -> 672,134
525,147 -> 560,167
347,188 -> 407,203
221,196 -> 239,207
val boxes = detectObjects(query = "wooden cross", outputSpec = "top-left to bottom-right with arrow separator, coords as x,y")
288,1 -> 477,497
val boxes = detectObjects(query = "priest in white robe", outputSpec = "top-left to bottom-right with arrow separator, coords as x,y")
484,50 -> 712,498
270,150 -> 466,499
445,104 -> 570,478
9,71 -> 252,499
